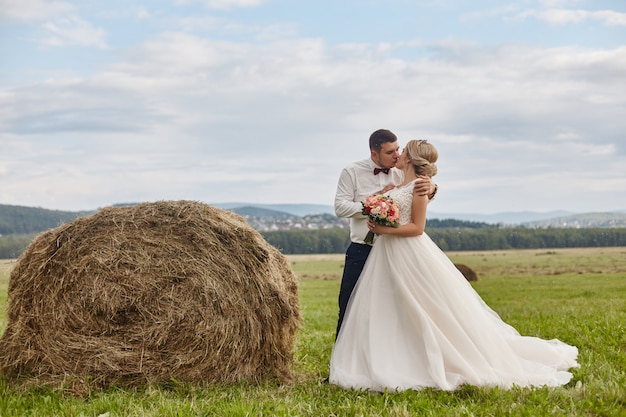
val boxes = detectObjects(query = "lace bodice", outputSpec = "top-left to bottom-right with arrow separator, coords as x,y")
387,180 -> 417,226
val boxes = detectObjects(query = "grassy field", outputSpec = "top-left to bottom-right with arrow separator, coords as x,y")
0,247 -> 625,416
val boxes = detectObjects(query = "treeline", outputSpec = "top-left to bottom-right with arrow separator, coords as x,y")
2,227 -> 626,259
261,228 -> 350,254
260,227 -> 626,254
426,218 -> 498,229
426,227 -> 626,251
254,218 -> 498,255
0,204 -> 89,235
0,234 -> 35,259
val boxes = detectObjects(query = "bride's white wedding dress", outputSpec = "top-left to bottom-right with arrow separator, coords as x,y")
329,181 -> 579,392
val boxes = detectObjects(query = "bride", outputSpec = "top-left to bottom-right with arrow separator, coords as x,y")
329,139 -> 579,391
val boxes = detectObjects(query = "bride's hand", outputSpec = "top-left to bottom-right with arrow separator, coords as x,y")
381,184 -> 396,193
368,220 -> 381,235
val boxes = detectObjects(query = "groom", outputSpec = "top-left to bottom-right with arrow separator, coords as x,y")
333,129 -> 437,337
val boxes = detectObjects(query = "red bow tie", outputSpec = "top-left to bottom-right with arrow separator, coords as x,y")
374,167 -> 390,175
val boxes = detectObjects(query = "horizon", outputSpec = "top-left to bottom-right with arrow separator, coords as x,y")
2,200 -> 624,218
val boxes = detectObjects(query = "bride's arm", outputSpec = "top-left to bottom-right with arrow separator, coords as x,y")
369,194 -> 428,237
414,176 -> 437,200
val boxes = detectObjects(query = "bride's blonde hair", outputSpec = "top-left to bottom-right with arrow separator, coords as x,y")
405,140 -> 438,178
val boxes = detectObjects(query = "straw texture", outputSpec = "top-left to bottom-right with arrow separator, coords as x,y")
0,201 -> 301,392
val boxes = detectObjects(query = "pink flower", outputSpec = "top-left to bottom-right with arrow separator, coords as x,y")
361,194 -> 400,244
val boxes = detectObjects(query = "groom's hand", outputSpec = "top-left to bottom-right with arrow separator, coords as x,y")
414,177 -> 432,196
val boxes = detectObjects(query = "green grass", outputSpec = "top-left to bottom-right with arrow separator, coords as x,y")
1,248 -> 625,416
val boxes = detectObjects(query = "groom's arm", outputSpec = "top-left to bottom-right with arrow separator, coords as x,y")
334,168 -> 363,218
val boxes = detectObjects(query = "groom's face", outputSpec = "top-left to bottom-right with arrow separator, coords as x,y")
372,141 -> 400,169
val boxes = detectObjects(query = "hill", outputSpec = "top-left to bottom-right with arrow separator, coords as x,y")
521,212 -> 626,228
0,204 -> 91,235
0,203 -> 490,235
212,203 -> 626,227
2,203 -> 626,258
230,206 -> 294,218
427,210 -> 574,225
212,203 -> 334,217
1,203 -> 625,237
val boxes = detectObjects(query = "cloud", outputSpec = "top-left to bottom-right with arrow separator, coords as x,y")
7,34 -> 626,150
461,4 -> 521,21
1,76 -> 170,135
519,8 -> 626,26
99,5 -> 153,21
38,16 -> 108,48
538,0 -> 585,7
2,13 -> 625,212
0,0 -> 72,21
175,0 -> 266,10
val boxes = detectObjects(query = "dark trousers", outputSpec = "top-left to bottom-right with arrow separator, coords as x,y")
336,242 -> 372,338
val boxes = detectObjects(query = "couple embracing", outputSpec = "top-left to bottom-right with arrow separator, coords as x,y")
330,129 -> 579,392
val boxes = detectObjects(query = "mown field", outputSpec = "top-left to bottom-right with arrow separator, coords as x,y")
0,247 -> 625,416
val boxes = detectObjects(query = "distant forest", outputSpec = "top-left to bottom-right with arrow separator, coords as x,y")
260,227 -> 626,254
0,204 -> 90,235
3,227 -> 626,259
1,204 -> 626,258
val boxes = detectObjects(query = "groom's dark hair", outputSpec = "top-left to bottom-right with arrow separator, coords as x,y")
369,129 -> 397,151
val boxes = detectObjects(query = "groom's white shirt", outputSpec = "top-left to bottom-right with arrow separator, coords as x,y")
334,158 -> 404,245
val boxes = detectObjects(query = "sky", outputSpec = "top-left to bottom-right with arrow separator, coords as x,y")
1,0 -> 625,215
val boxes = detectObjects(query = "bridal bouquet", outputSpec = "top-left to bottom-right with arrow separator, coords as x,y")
361,194 -> 400,244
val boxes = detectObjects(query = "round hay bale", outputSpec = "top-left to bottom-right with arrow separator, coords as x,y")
0,201 -> 301,390
454,263 -> 478,281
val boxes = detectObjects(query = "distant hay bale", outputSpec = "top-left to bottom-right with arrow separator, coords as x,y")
0,201 -> 301,391
454,263 -> 478,281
